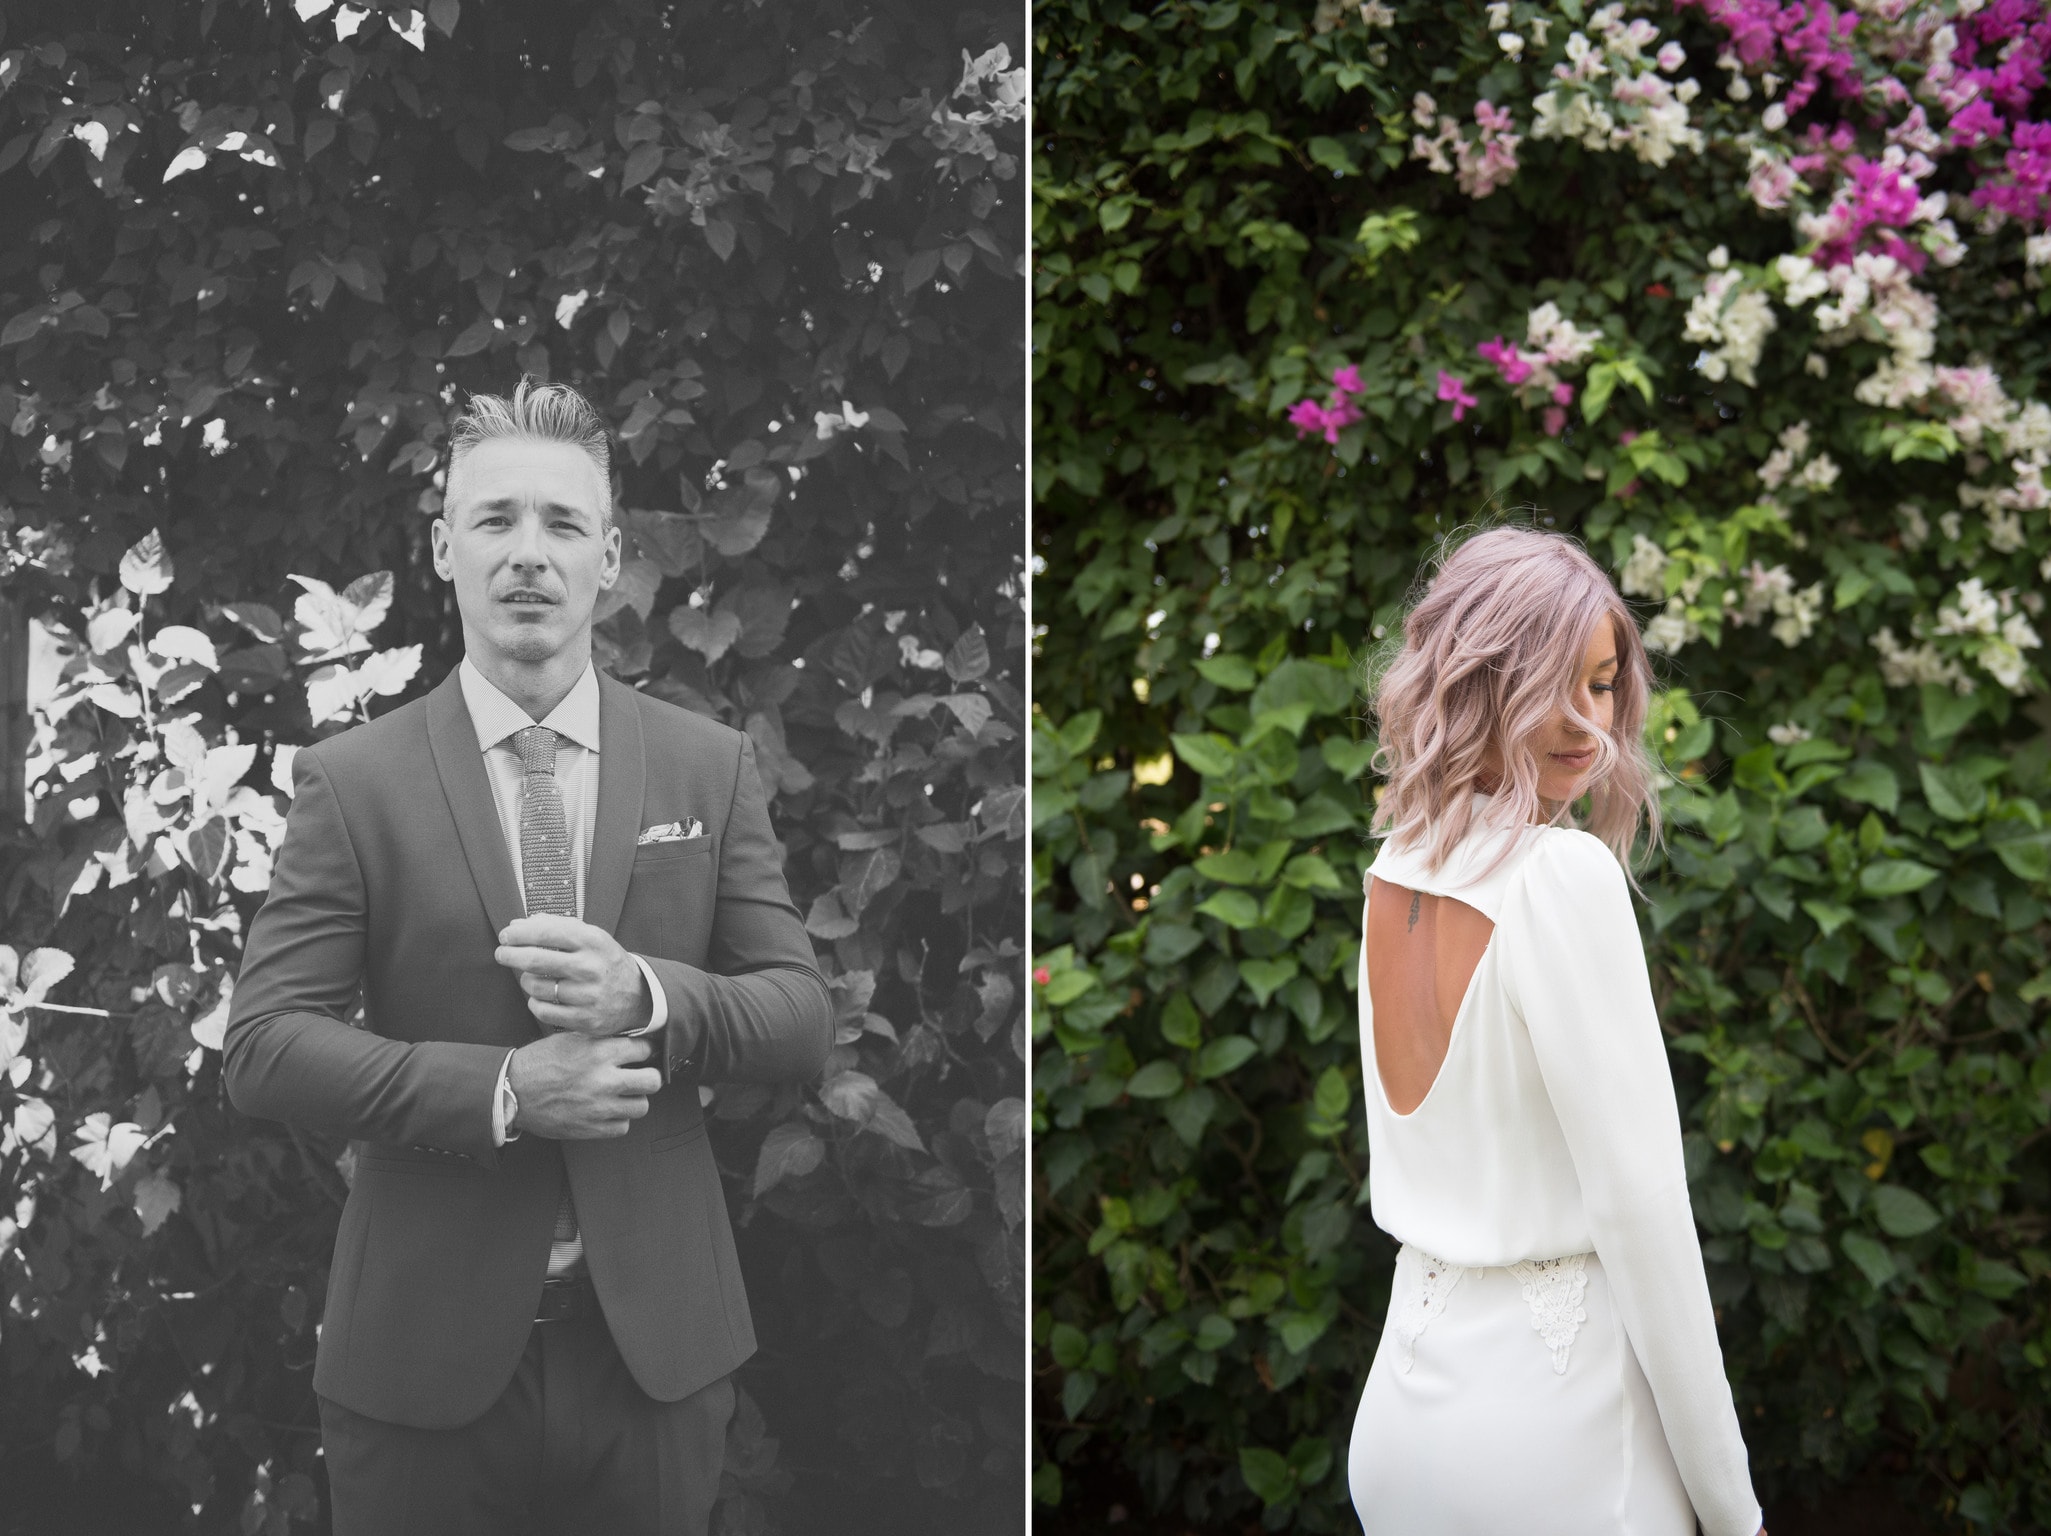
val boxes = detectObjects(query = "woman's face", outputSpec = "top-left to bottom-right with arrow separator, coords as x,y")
1479,616 -> 1620,807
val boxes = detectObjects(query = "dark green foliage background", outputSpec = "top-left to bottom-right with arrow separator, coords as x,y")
0,1 -> 1025,1531
1033,2 -> 2051,1532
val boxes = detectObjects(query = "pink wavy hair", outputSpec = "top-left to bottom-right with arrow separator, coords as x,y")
1363,523 -> 1665,890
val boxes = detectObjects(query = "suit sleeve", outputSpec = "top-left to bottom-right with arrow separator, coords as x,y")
1497,832 -> 1763,1536
221,749 -> 509,1161
640,732 -> 833,1084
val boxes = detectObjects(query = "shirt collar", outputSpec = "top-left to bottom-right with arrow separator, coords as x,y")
458,656 -> 602,755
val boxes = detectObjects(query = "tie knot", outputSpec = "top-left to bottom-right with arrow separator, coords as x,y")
513,725 -> 558,777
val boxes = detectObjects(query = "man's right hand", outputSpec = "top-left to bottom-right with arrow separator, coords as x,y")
506,1032 -> 662,1139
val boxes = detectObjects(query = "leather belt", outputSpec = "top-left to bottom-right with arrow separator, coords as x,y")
534,1273 -> 595,1324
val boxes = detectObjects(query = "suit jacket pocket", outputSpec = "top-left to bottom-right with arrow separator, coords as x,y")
358,1145 -> 486,1177
635,837 -> 713,866
650,1121 -> 709,1153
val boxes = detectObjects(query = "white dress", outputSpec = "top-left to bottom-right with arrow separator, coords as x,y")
1347,790 -> 1762,1536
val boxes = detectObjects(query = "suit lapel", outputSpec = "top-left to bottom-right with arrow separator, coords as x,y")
426,668 -> 524,937
586,670 -> 646,937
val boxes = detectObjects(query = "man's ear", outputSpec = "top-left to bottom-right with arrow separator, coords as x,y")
429,517 -> 451,579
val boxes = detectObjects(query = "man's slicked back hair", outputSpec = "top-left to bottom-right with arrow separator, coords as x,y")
447,377 -> 613,526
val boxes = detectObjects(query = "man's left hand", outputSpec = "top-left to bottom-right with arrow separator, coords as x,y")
495,915 -> 652,1037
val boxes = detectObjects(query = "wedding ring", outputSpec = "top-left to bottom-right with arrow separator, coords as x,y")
549,977 -> 560,1004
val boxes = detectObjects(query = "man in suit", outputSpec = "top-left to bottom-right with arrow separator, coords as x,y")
223,379 -> 833,1535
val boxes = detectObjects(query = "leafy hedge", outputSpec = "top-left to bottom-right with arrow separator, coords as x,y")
1034,1 -> 2051,1530
0,2 -> 1025,1532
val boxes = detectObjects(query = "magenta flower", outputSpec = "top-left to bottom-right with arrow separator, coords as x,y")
1949,98 -> 2006,150
1288,399 -> 1333,439
1543,405 -> 1569,437
1552,382 -> 1575,407
1475,336 -> 1533,386
1436,370 -> 1478,422
1331,364 -> 1366,397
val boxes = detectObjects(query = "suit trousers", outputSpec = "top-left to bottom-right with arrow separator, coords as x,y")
317,1304 -> 734,1536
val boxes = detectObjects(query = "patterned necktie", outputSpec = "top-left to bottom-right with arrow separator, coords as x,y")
512,725 -> 583,1275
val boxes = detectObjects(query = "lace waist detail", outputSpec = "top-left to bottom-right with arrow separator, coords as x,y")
1507,1253 -> 1592,1373
1391,1246 -> 1465,1374
1391,1246 -> 1594,1375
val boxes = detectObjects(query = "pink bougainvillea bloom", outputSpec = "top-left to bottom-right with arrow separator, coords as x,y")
1475,335 -> 1533,385
1543,405 -> 1569,437
1617,477 -> 1643,499
1331,364 -> 1366,396
1287,398 -> 1332,439
1319,395 -> 1363,443
1948,98 -> 2006,149
1436,370 -> 1478,421
1619,429 -> 1639,445
1552,382 -> 1575,406
1033,967 -> 1051,986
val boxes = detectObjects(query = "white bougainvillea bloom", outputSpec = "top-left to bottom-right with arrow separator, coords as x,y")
70,1113 -> 151,1190
1619,532 -> 1670,599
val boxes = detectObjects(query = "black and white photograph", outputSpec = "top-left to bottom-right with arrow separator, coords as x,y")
0,3 -> 1025,1532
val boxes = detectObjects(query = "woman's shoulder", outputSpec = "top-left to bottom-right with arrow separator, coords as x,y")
1513,825 -> 1632,901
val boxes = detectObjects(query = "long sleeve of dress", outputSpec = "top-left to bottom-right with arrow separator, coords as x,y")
1496,831 -> 1763,1536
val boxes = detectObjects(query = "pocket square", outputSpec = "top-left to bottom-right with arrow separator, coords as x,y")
638,819 -> 704,845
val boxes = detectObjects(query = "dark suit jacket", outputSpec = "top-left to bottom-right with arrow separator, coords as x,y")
222,665 -> 833,1428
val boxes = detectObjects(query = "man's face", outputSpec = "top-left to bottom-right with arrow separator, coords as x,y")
431,437 -> 621,668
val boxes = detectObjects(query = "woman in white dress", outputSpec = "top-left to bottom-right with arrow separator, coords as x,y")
1346,526 -> 1765,1536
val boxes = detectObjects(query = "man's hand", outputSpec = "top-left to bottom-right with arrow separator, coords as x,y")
495,914 -> 651,1037
506,1031 -> 662,1140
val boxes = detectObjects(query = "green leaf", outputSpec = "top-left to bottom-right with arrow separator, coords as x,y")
1280,854 -> 1346,891
1870,1184 -> 1942,1239
1170,732 -> 1239,778
1049,1322 -> 1090,1369
1194,654 -> 1257,690
1194,848 -> 1265,884
1582,361 -> 1618,422
1801,900 -> 1855,937
1144,922 -> 1206,966
1249,658 -> 1355,719
1160,993 -> 1203,1048
1239,1447 -> 1294,1506
1059,711 -> 1104,757
1837,761 -> 1899,813
1238,957 -> 1299,1005
1320,737 -> 1377,780
1042,970 -> 1097,1007
1125,1060 -> 1186,1099
1860,859 -> 1940,897
1195,890 -> 1263,928
1920,684 -> 1981,744
1841,1231 -> 1897,1289
1312,1066 -> 1350,1122
1162,1085 -> 1217,1147
1195,1035 -> 1259,1078
1919,762 -> 1985,821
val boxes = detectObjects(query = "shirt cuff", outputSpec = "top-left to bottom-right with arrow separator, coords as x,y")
492,1047 -> 520,1145
626,954 -> 668,1036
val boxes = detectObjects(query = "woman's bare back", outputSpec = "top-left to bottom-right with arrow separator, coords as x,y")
1365,875 -> 1496,1114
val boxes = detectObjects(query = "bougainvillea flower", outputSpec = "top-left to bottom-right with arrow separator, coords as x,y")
1436,370 -> 1479,421
1476,335 -> 1534,385
1331,364 -> 1366,396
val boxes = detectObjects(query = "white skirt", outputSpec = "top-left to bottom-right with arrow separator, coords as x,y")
1349,1244 -> 1694,1535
